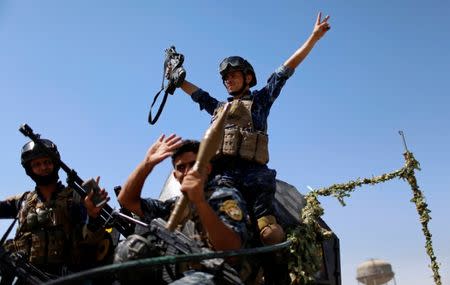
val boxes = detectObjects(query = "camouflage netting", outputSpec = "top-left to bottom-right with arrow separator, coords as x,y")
287,151 -> 442,285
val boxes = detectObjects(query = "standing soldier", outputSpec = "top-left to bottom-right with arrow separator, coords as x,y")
0,139 -> 109,278
176,12 -> 331,246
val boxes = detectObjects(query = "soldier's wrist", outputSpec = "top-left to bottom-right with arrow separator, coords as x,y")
193,199 -> 209,209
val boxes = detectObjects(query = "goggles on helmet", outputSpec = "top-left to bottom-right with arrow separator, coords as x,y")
219,56 -> 257,87
21,139 -> 56,154
219,56 -> 247,75
21,139 -> 60,167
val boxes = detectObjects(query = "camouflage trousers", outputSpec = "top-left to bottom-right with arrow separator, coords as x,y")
169,270 -> 215,285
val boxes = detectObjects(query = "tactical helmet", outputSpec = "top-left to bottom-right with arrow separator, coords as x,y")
219,56 -> 257,87
21,139 -> 60,167
21,139 -> 61,185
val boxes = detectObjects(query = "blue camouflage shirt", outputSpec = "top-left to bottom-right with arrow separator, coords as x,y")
190,65 -> 295,132
140,186 -> 249,247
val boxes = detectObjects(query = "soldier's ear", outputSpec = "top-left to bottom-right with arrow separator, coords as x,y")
245,73 -> 252,85
172,170 -> 180,181
206,163 -> 212,175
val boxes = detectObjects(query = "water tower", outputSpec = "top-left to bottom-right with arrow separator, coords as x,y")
356,259 -> 396,285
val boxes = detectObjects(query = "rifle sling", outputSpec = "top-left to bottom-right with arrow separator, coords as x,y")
148,87 -> 169,125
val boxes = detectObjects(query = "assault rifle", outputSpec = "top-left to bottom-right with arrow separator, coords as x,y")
19,124 -> 134,237
0,246 -> 52,285
118,215 -> 243,284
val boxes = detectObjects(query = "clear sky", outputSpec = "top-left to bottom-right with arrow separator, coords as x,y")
1,1 -> 449,284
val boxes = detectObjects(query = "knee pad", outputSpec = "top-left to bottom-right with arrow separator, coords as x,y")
257,215 -> 285,245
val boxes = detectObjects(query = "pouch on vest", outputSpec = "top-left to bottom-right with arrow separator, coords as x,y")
26,211 -> 38,230
255,133 -> 269,164
47,229 -> 65,263
222,127 -> 241,156
30,230 -> 46,264
37,208 -> 53,227
14,232 -> 31,257
239,130 -> 257,161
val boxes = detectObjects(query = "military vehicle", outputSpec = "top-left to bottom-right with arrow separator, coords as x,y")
159,173 -> 342,285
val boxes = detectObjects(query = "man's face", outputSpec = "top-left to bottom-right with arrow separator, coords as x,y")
173,151 -> 197,183
29,156 -> 54,176
223,70 -> 247,94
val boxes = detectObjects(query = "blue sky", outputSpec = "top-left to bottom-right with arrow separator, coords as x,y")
1,1 -> 449,284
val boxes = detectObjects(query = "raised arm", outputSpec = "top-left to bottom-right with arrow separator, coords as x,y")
283,12 -> 331,70
118,134 -> 182,218
180,80 -> 200,96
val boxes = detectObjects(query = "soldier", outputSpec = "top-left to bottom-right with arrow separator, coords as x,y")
176,12 -> 331,246
0,139 -> 110,277
118,135 -> 249,284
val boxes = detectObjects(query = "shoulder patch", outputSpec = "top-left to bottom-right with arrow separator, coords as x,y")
219,200 -> 243,221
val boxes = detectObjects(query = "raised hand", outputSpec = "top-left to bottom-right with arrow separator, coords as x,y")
312,12 -> 331,40
144,134 -> 183,166
84,176 -> 110,218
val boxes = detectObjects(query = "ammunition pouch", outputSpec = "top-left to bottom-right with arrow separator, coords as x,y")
222,127 -> 241,156
26,212 -> 38,230
254,132 -> 269,164
14,233 -> 31,257
30,230 -> 46,264
214,98 -> 269,164
219,127 -> 269,164
15,228 -> 67,265
47,229 -> 65,264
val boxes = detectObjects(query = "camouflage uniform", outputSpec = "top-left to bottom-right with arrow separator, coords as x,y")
189,65 -> 295,226
0,182 -> 106,276
141,186 -> 248,249
138,186 -> 249,284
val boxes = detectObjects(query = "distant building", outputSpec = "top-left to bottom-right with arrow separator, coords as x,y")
356,259 -> 396,285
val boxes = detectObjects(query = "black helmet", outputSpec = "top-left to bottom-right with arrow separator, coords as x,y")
21,139 -> 60,167
21,139 -> 61,185
219,56 -> 257,87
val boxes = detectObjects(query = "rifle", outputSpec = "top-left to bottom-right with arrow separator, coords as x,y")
0,246 -> 52,285
19,124 -> 134,237
117,216 -> 243,284
148,45 -> 186,125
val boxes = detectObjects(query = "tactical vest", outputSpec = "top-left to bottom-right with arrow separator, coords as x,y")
213,99 -> 269,164
13,187 -> 77,266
